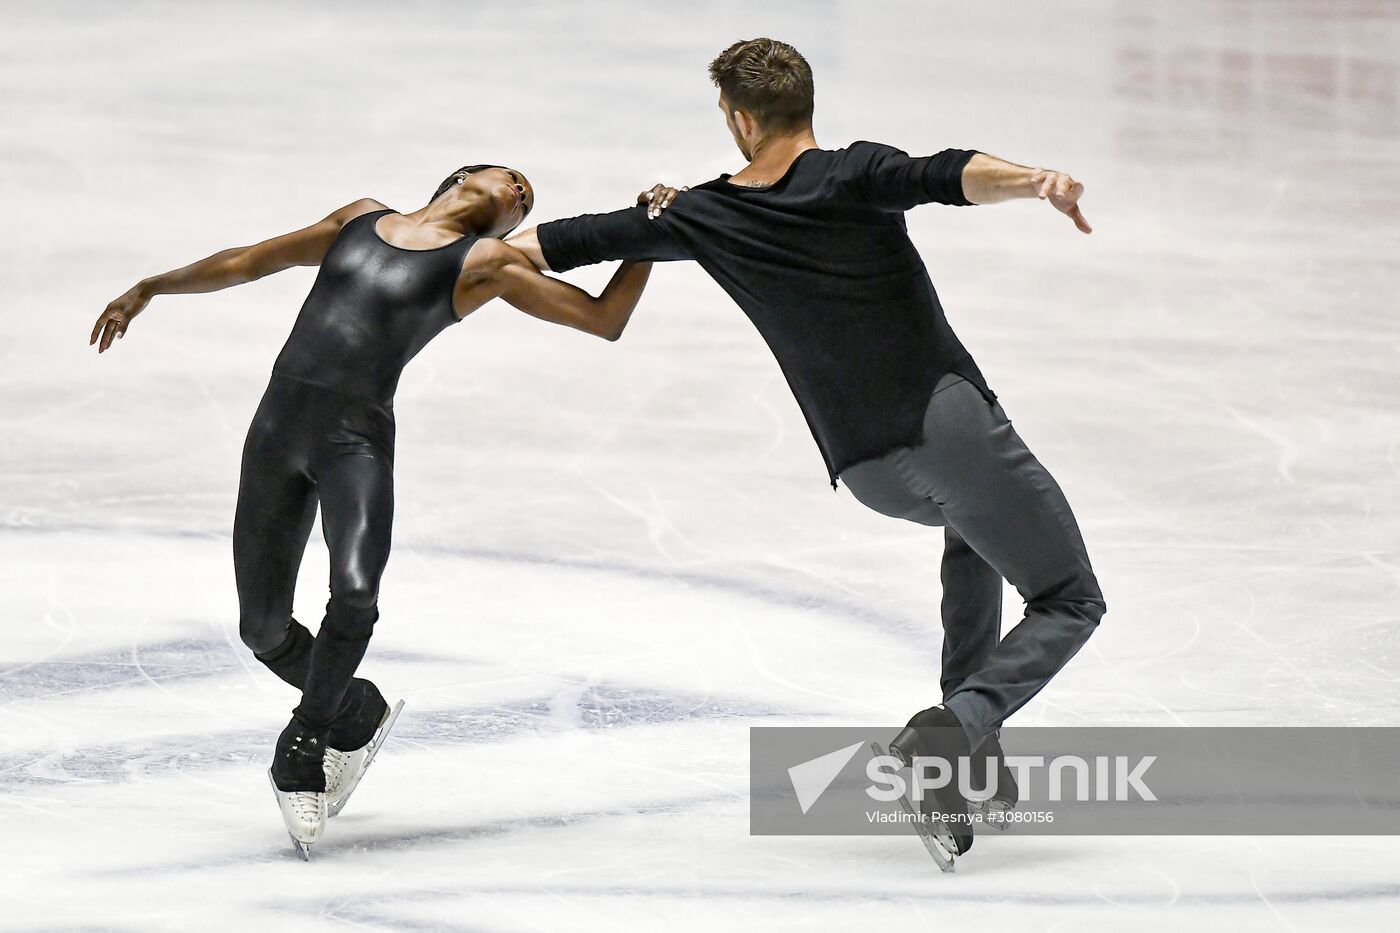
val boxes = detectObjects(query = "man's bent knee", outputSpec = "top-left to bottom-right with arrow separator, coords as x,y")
1030,571 -> 1106,632
1078,571 -> 1108,625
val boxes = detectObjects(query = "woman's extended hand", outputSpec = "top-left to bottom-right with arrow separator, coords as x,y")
637,183 -> 687,220
90,285 -> 151,353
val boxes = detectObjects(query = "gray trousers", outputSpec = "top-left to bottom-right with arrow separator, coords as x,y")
839,374 -> 1106,748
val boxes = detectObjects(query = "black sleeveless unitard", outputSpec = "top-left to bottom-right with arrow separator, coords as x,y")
234,208 -> 478,736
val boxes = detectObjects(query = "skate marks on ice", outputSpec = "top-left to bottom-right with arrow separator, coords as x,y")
0,519 -> 932,645
263,878 -> 1400,919
105,791 -> 748,875
0,634 -> 447,703
0,681 -> 786,790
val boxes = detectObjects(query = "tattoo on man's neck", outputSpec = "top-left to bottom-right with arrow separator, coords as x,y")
741,180 -> 771,188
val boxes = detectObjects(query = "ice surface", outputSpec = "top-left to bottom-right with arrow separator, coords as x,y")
3,0 -> 1400,929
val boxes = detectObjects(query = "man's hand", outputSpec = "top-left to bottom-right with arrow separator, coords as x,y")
1030,169 -> 1091,234
90,284 -> 152,353
638,183 -> 686,220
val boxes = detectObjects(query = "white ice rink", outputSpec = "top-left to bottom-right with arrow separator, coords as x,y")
4,1 -> 1400,929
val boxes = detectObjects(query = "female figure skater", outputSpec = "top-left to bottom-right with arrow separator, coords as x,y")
90,165 -> 656,857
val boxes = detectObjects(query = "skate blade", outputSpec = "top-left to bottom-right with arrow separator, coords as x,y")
327,698 -> 404,819
870,742 -> 956,873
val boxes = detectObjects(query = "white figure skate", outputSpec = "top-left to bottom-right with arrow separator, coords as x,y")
324,699 -> 405,818
268,769 -> 327,861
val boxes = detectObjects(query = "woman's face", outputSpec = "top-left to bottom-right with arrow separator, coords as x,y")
461,166 -> 534,236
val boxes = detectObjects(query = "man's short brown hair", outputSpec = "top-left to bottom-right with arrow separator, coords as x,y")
708,38 -> 814,131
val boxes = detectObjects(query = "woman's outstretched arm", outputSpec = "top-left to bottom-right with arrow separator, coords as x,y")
89,197 -> 387,352
453,238 -> 652,342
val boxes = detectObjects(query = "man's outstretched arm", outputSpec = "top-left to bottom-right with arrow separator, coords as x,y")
852,142 -> 1092,234
503,226 -> 553,271
507,200 -> 693,274
962,153 -> 1092,233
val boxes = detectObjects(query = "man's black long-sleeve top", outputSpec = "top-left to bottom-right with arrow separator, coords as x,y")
537,141 -> 996,486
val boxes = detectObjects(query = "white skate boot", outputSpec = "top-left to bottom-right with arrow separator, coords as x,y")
324,699 -> 404,818
268,769 -> 326,861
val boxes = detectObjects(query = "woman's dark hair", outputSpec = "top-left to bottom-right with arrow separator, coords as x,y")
431,164 -> 507,202
430,164 -> 529,237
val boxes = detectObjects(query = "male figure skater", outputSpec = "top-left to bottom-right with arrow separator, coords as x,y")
507,38 -> 1106,864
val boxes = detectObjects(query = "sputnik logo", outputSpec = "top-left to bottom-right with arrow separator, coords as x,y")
788,741 -> 865,814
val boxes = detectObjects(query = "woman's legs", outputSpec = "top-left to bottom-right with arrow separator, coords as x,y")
233,424 -> 319,661
292,444 -> 395,734
271,439 -> 395,792
237,383 -> 389,775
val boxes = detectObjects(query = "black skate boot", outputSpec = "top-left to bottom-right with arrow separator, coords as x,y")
888,705 -> 975,856
327,678 -> 389,752
271,716 -> 328,792
968,730 -> 1018,830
